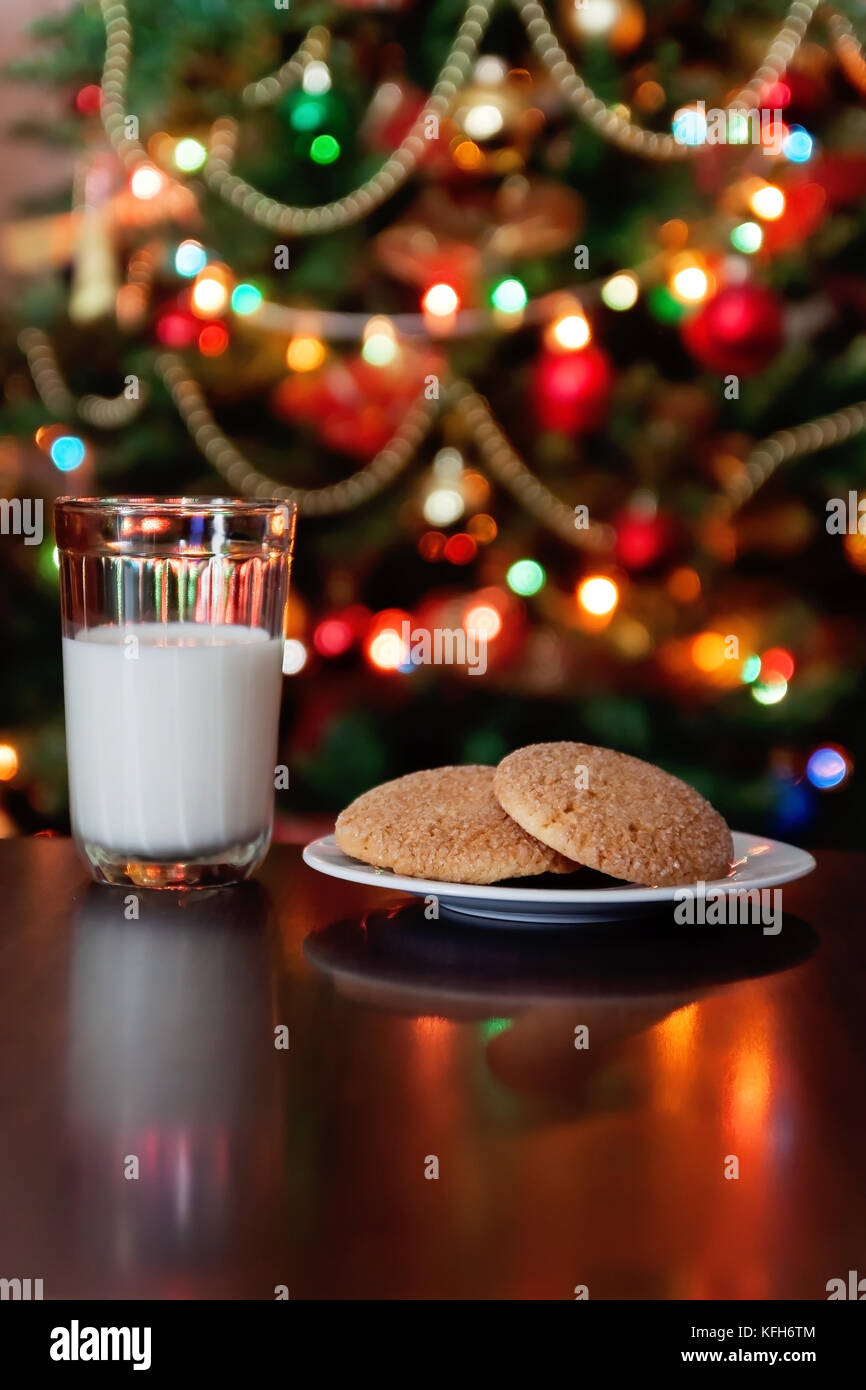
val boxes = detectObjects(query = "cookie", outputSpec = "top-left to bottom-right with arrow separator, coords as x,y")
334,764 -> 577,884
493,743 -> 733,887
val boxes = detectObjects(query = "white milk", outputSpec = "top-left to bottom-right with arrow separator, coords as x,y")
62,622 -> 283,858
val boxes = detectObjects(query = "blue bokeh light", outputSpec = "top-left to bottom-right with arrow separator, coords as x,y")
50,435 -> 86,471
806,746 -> 848,789
783,125 -> 813,163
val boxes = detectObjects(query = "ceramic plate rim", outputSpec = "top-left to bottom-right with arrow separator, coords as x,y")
302,832 -> 816,905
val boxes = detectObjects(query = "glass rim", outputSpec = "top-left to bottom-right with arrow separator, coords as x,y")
55,495 -> 296,517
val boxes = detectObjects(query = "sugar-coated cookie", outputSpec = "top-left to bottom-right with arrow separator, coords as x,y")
335,764 -> 577,884
493,742 -> 733,886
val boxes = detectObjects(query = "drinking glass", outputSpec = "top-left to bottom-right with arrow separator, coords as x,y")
55,497 -> 296,888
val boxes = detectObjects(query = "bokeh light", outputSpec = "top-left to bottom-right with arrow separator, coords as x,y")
751,679 -> 788,705
230,283 -> 263,315
507,558 -> 546,596
282,638 -> 308,675
0,743 -> 19,781
491,277 -> 528,314
691,630 -> 727,672
173,137 -> 207,172
749,183 -> 786,220
310,134 -> 340,164
760,647 -> 795,683
286,336 -> 326,372
192,274 -> 229,316
577,575 -> 619,616
314,618 -> 354,657
423,488 -> 464,527
423,283 -> 460,318
806,746 -> 850,790
130,165 -> 164,199
464,604 -> 502,641
50,435 -> 86,471
783,125 -> 813,163
730,221 -> 763,254
601,272 -> 639,311
550,312 -> 591,349
174,240 -> 207,277
198,323 -> 229,356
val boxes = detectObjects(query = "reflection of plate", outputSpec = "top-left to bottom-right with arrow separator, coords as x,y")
302,833 -> 816,926
303,900 -> 818,1019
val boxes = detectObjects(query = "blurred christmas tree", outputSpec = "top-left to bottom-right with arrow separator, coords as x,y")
1,0 -> 865,842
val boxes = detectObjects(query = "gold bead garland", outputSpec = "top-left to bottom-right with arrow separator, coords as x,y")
513,0 -> 822,161
721,397 -> 866,515
18,327 -> 148,426
155,352 -> 439,514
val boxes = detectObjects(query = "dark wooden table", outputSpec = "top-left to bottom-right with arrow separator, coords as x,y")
0,838 -> 864,1301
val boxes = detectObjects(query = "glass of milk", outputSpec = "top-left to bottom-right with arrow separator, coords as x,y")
55,497 -> 296,888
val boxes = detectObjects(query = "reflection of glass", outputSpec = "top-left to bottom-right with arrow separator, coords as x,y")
66,885 -> 280,1288
56,497 -> 295,888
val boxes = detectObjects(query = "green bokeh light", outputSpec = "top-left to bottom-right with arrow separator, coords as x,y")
173,137 -> 207,172
310,134 -> 340,164
730,221 -> 763,254
741,653 -> 761,683
506,558 -> 546,596
491,277 -> 528,314
230,283 -> 263,315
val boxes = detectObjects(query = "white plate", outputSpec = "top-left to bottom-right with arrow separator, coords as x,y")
301,832 -> 816,927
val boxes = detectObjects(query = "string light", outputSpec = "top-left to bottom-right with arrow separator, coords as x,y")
491,277 -> 528,315
174,240 -> 207,277
670,263 -> 710,303
601,273 -> 639,311
577,575 -> 619,616
366,619 -> 410,672
463,102 -> 505,140
691,631 -> 726,672
191,273 -> 229,316
361,317 -> 398,367
549,311 -> 591,350
130,165 -> 164,199
760,647 -> 795,683
740,654 -> 762,683
423,487 -> 464,527
672,106 -> 707,146
783,125 -> 813,163
286,336 -> 326,372
423,283 -> 460,319
314,617 -> 354,657
751,678 -> 788,705
282,638 -> 308,674
302,60 -> 331,95
444,533 -> 477,564
0,744 -> 19,780
230,283 -> 263,315
806,746 -> 849,789
507,558 -> 545,595
198,323 -> 229,356
49,435 -> 86,471
173,137 -> 207,172
464,603 -> 502,640
310,133 -> 340,164
730,221 -> 763,254
749,183 -> 786,221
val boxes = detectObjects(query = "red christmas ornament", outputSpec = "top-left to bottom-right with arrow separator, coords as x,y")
682,285 -> 784,377
532,345 -> 613,433
614,506 -> 674,570
272,345 -> 444,460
